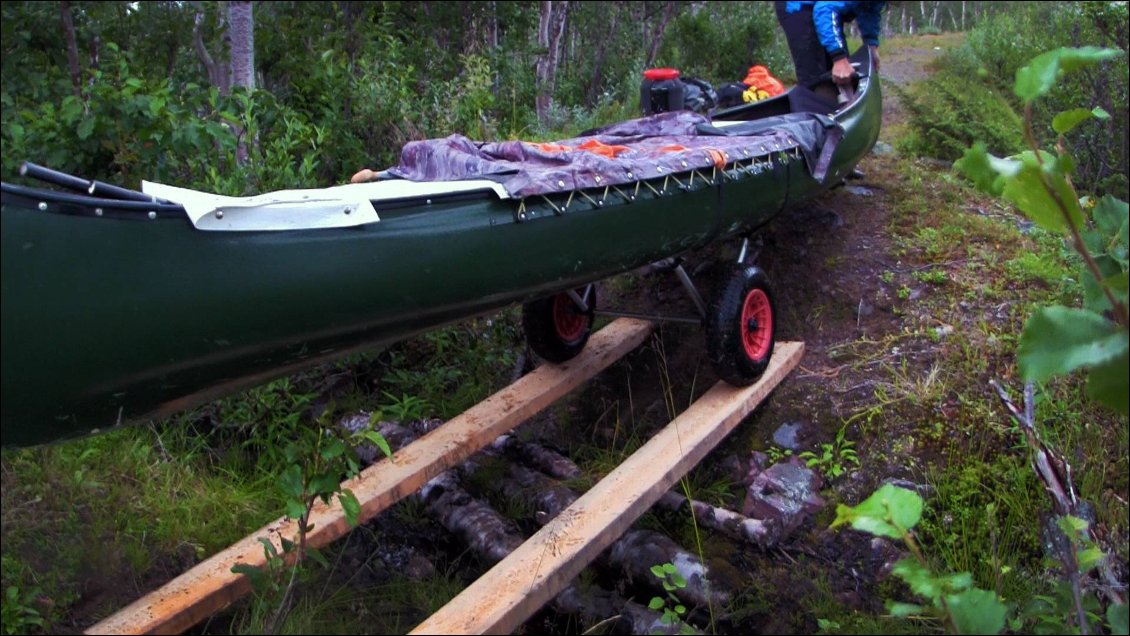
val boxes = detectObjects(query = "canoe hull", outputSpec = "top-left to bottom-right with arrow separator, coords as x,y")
1,51 -> 880,448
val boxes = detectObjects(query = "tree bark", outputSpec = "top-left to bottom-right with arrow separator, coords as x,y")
59,1 -> 82,100
584,1 -> 619,107
491,433 -> 581,480
656,492 -> 773,547
345,417 -> 685,633
227,0 -> 255,90
535,1 -> 569,125
644,1 -> 677,69
489,452 -> 733,611
193,8 -> 229,95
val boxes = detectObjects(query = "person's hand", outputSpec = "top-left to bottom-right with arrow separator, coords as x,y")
351,168 -> 379,184
832,57 -> 855,85
870,45 -> 881,73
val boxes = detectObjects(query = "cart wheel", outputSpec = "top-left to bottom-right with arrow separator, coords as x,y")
706,266 -> 776,386
522,286 -> 596,363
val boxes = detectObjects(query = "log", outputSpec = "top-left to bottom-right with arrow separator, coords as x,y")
656,491 -> 772,548
86,318 -> 655,635
360,421 -> 689,633
492,463 -> 731,610
491,434 -> 581,480
411,341 -> 804,635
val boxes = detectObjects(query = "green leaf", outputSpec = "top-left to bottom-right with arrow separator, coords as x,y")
320,437 -> 346,461
1018,307 -> 1128,381
257,537 -> 279,559
1052,108 -> 1096,135
230,563 -> 267,589
892,559 -> 944,598
1108,602 -> 1128,636
309,472 -> 341,496
77,117 -> 94,141
837,483 -> 924,537
1000,152 -> 1084,233
649,597 -> 665,611
1052,109 -> 1092,135
955,144 -> 1007,196
1086,348 -> 1129,415
1077,547 -> 1105,571
278,464 -> 305,498
359,430 -> 393,458
947,588 -> 1008,635
887,601 -> 926,617
285,497 -> 307,521
1015,47 -> 1120,103
1092,195 -> 1130,248
339,488 -> 361,526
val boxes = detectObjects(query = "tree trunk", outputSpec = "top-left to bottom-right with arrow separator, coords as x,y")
59,1 -> 82,100
585,1 -> 619,107
193,9 -> 229,95
644,0 -> 677,69
227,0 -> 255,90
535,1 -> 570,124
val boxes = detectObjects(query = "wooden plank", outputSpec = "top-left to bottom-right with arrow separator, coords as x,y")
410,341 -> 805,635
86,318 -> 655,635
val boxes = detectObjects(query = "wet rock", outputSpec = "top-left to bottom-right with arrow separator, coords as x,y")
771,421 -> 805,451
742,457 -> 826,543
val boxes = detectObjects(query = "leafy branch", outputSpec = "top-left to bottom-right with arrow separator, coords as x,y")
955,46 -> 1129,415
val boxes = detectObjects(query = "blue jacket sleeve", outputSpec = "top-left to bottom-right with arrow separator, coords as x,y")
812,2 -> 851,61
813,2 -> 884,60
856,2 -> 883,48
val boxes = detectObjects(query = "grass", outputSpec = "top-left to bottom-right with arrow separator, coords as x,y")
1,424 -> 282,629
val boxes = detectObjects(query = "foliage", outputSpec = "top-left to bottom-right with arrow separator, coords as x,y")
955,46 -> 1129,415
840,468 -> 1125,635
230,409 -> 390,634
798,424 -> 860,480
890,71 -> 1024,162
648,562 -> 696,635
834,484 -> 1009,634
955,2 -> 1129,198
658,3 -> 790,85
1,585 -> 45,635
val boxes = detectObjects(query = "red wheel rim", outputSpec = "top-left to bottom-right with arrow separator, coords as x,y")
553,293 -> 588,342
740,288 -> 773,360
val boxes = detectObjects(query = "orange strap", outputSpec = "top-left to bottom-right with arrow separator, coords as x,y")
528,142 -> 574,153
577,139 -> 631,158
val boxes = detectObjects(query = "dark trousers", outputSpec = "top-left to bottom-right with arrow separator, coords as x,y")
775,1 -> 833,89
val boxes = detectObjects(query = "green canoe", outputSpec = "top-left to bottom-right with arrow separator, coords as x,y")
1,49 -> 880,448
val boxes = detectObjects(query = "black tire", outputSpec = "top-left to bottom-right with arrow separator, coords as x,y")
522,286 -> 596,363
706,266 -> 776,386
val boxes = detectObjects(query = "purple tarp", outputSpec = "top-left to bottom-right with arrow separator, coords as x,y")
386,110 -> 824,199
